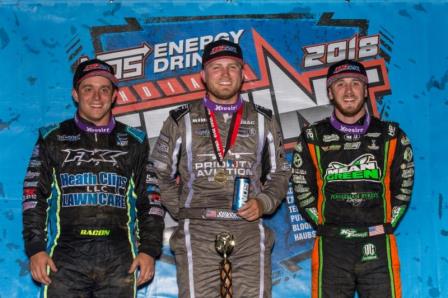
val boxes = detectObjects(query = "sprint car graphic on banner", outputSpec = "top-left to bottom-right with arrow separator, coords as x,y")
79,13 -> 392,297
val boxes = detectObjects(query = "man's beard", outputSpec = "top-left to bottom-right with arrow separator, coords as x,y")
207,84 -> 241,101
333,96 -> 366,118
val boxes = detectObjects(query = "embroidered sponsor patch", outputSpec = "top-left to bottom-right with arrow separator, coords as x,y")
57,134 -> 81,142
149,207 -> 165,217
23,201 -> 37,211
323,134 -> 339,142
362,243 -> 378,261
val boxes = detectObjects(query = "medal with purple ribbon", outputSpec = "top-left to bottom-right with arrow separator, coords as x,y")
204,97 -> 243,183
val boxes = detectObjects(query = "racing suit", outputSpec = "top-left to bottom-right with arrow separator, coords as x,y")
151,99 -> 290,298
22,115 -> 164,298
292,116 -> 414,298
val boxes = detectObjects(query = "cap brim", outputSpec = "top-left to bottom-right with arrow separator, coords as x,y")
76,70 -> 118,87
203,56 -> 244,67
327,72 -> 368,87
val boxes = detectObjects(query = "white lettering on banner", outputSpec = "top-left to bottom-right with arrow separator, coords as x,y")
302,34 -> 380,68
294,231 -> 316,241
285,188 -> 316,243
292,222 -> 312,231
114,30 -> 390,148
81,43 -> 152,80
153,29 -> 245,73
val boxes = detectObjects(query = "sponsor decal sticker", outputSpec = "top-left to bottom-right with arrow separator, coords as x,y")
241,119 -> 255,125
62,148 -> 127,166
330,192 -> 379,206
395,194 -> 410,202
149,193 -> 161,202
158,133 -> 170,143
367,139 -> 379,150
237,127 -> 256,137
293,185 -> 310,193
23,188 -> 37,196
292,174 -> 307,184
343,142 -> 361,150
325,154 -> 381,182
62,192 -> 126,208
366,132 -> 381,138
388,124 -> 396,137
116,133 -> 128,146
194,128 -> 210,137
192,117 -> 207,124
23,201 -> 38,211
146,175 -> 159,184
149,207 -> 165,216
57,134 -> 81,142
401,178 -> 414,187
157,140 -> 169,153
340,228 -> 368,238
153,160 -> 168,170
32,145 -> 40,158
401,168 -> 414,178
403,147 -> 413,162
400,188 -> 412,195
321,144 -> 342,152
24,181 -> 38,187
146,185 -> 160,193
306,128 -> 314,141
293,153 -> 303,168
344,134 -> 361,141
25,171 -> 40,180
368,225 -> 384,237
80,229 -> 111,237
362,243 -> 378,261
294,142 -> 303,153
401,135 -> 410,145
323,134 -> 340,142
29,160 -> 42,168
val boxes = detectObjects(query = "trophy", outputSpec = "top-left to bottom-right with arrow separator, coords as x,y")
215,232 -> 235,298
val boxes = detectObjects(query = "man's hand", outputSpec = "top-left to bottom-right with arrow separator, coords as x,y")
128,252 -> 155,286
237,198 -> 264,221
29,251 -> 57,285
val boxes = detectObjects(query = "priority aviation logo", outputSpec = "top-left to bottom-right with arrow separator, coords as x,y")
74,13 -> 392,152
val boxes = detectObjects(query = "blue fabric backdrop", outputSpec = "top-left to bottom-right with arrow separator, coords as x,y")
0,1 -> 446,297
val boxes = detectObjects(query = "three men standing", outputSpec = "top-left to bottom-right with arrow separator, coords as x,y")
23,40 -> 413,298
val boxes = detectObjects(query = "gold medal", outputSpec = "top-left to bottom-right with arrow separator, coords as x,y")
214,169 -> 228,184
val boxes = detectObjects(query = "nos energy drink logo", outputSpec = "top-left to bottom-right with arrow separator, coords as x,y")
325,154 -> 381,182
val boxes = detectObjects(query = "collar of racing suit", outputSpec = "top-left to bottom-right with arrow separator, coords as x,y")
74,112 -> 116,134
329,109 -> 371,136
203,96 -> 243,113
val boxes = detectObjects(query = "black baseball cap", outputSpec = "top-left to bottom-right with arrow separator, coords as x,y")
326,59 -> 368,88
73,59 -> 118,88
202,39 -> 243,68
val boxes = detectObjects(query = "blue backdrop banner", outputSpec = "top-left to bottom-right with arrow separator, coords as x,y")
0,1 -> 446,297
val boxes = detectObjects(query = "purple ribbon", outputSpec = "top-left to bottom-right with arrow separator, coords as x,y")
330,110 -> 371,136
203,96 -> 243,113
75,113 -> 115,134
